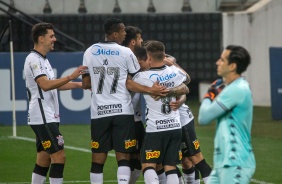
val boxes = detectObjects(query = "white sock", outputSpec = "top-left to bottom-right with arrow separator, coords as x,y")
157,171 -> 166,184
49,177 -> 63,184
129,169 -> 141,184
166,173 -> 179,184
179,175 -> 184,184
203,176 -> 209,183
144,168 -> 159,184
31,173 -> 46,184
195,179 -> 201,184
90,172 -> 103,184
183,172 -> 195,184
117,166 -> 131,184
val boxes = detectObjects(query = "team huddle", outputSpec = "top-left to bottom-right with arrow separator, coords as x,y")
24,17 -> 256,184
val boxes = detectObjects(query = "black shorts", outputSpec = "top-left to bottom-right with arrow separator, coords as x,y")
141,129 -> 182,166
181,119 -> 201,157
91,115 -> 136,153
30,122 -> 64,154
132,121 -> 145,154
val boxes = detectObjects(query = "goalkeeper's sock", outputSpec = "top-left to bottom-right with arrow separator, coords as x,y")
90,162 -> 104,184
49,163 -> 64,184
31,164 -> 49,184
117,160 -> 131,184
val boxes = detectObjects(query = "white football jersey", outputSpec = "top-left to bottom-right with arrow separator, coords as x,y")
83,42 -> 140,119
130,92 -> 142,122
179,104 -> 194,126
24,50 -> 60,125
133,65 -> 187,132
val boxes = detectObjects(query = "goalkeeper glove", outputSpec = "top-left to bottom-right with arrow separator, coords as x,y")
204,79 -> 225,101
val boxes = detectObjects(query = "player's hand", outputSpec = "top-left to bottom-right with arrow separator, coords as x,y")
69,66 -> 88,80
149,81 -> 169,97
170,99 -> 183,111
150,94 -> 161,101
204,79 -> 225,101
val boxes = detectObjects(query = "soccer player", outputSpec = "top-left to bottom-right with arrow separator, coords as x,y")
122,26 -> 145,184
132,41 -> 190,184
156,54 -> 212,184
82,17 -> 138,184
124,32 -> 190,183
170,93 -> 212,184
82,18 -> 167,184
24,22 -> 87,184
122,26 -> 143,53
198,45 -> 256,183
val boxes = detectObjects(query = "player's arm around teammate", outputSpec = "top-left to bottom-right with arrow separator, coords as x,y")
82,18 -> 142,184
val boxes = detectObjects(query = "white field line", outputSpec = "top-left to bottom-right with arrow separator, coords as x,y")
7,136 -> 115,157
0,181 -> 143,184
1,136 -> 274,184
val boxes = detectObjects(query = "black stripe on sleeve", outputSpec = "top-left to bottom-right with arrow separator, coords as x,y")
34,74 -> 47,81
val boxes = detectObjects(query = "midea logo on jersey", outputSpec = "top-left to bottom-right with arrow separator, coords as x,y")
149,73 -> 176,82
91,45 -> 119,56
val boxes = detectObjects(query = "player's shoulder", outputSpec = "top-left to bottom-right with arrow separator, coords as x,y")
132,71 -> 142,80
132,70 -> 149,80
25,51 -> 42,63
119,45 -> 134,55
86,42 -> 133,56
229,77 -> 250,91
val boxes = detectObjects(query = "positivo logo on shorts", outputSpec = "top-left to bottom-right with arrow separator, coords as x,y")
91,45 -> 119,56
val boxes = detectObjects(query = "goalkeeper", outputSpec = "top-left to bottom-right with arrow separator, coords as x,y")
198,45 -> 256,184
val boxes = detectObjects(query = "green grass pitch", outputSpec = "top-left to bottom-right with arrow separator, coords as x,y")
1,100 -> 281,183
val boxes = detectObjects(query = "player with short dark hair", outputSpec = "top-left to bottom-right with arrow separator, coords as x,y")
122,26 -> 145,184
82,17 -> 139,184
24,22 -> 87,184
122,26 -> 143,51
198,45 -> 255,184
82,18 -> 168,184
